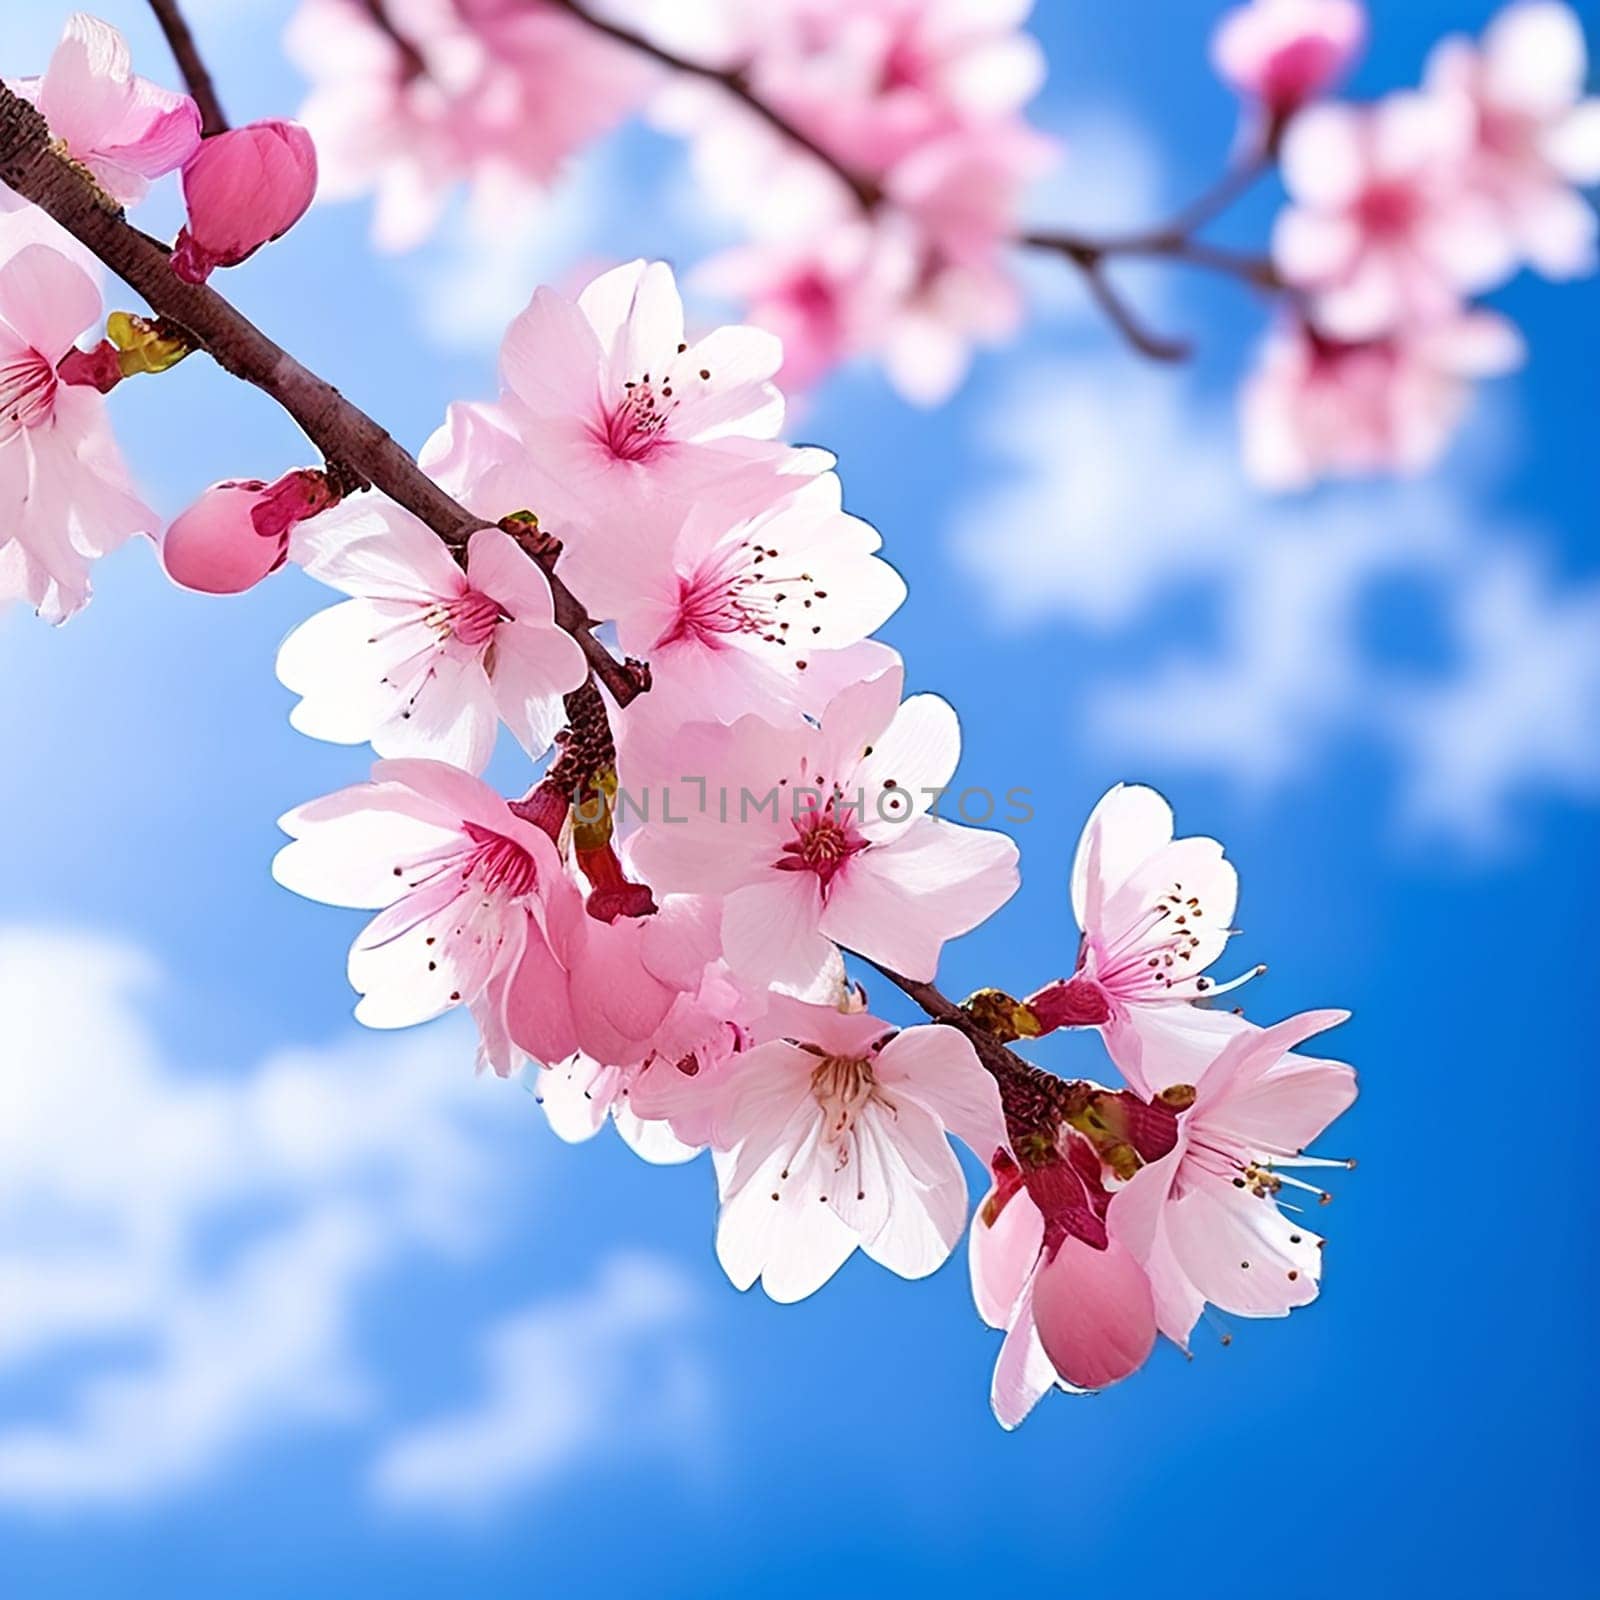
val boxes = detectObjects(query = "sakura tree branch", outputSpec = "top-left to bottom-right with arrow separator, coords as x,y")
1023,238 -> 1193,363
1021,227 -> 1280,291
0,80 -> 1034,1099
860,959 -> 1091,1136
145,0 -> 228,137
0,82 -> 642,709
541,0 -> 882,209
544,0 -> 1281,362
1145,143 -> 1275,242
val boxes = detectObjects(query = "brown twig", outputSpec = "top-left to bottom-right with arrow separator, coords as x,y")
544,0 -> 1281,362
1026,236 -> 1193,363
860,960 -> 1091,1136
0,82 -> 641,709
1147,146 -> 1273,242
145,0 -> 228,136
542,0 -> 881,210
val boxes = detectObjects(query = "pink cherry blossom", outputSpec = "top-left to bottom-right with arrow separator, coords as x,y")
6,12 -> 200,208
534,1052 -> 703,1164
487,258 -> 825,532
536,920 -> 764,1160
878,245 -> 1027,406
278,499 -> 587,774
1426,1 -> 1600,280
711,993 -> 1006,1302
562,474 -> 906,725
172,119 -> 319,283
766,0 -> 1046,171
628,661 -> 1020,988
0,231 -> 154,624
1021,784 -> 1267,1097
550,890 -> 720,1064
272,758 -> 582,1075
1273,91 -> 1515,338
287,0 -> 651,252
1240,308 -> 1525,490
888,120 -> 1055,272
695,223 -> 914,395
1211,0 -> 1366,120
1110,1009 -> 1356,1349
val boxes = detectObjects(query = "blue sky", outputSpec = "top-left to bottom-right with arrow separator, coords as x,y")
1,1 -> 1596,1595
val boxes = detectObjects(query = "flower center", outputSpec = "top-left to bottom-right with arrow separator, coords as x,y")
1355,178 -> 1421,236
444,587 -> 503,648
0,351 -> 57,443
460,822 -> 539,899
810,1053 -> 877,1150
602,378 -> 673,462
1092,882 -> 1213,994
657,537 -> 823,655
1181,1115 -> 1354,1209
775,800 -> 868,888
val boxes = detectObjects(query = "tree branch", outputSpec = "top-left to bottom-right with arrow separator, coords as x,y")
145,0 -> 228,137
543,0 -> 1283,363
860,959 -> 1091,1133
0,82 -> 643,709
0,80 -> 1040,1090
542,0 -> 881,210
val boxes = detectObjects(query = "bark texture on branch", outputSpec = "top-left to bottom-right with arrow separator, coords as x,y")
0,82 -> 643,708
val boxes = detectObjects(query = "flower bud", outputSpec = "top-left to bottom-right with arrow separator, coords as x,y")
161,469 -> 337,594
171,120 -> 318,284
1211,0 -> 1366,121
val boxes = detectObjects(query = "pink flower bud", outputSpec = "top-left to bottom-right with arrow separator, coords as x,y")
1211,0 -> 1366,120
162,469 -> 336,594
171,120 -> 318,285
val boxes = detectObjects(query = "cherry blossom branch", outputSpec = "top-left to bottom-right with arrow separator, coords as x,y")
860,959 -> 1091,1139
0,80 -> 1042,1105
543,0 -> 1280,361
145,0 -> 228,136
0,81 -> 642,709
1146,142 -> 1275,241
541,0 -> 883,209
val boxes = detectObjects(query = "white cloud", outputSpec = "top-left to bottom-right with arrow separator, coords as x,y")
954,351 -> 1598,843
1086,486 -> 1468,789
951,359 -> 1241,629
371,1254 -> 707,1518
1383,549 -> 1600,845
0,928 -> 520,1508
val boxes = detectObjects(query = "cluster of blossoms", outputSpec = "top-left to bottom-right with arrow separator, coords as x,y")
263,261 -> 1358,1420
283,0 -> 1598,490
1240,0 -> 1600,487
639,0 -> 1058,403
287,0 -> 652,251
0,11 -> 1362,1426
